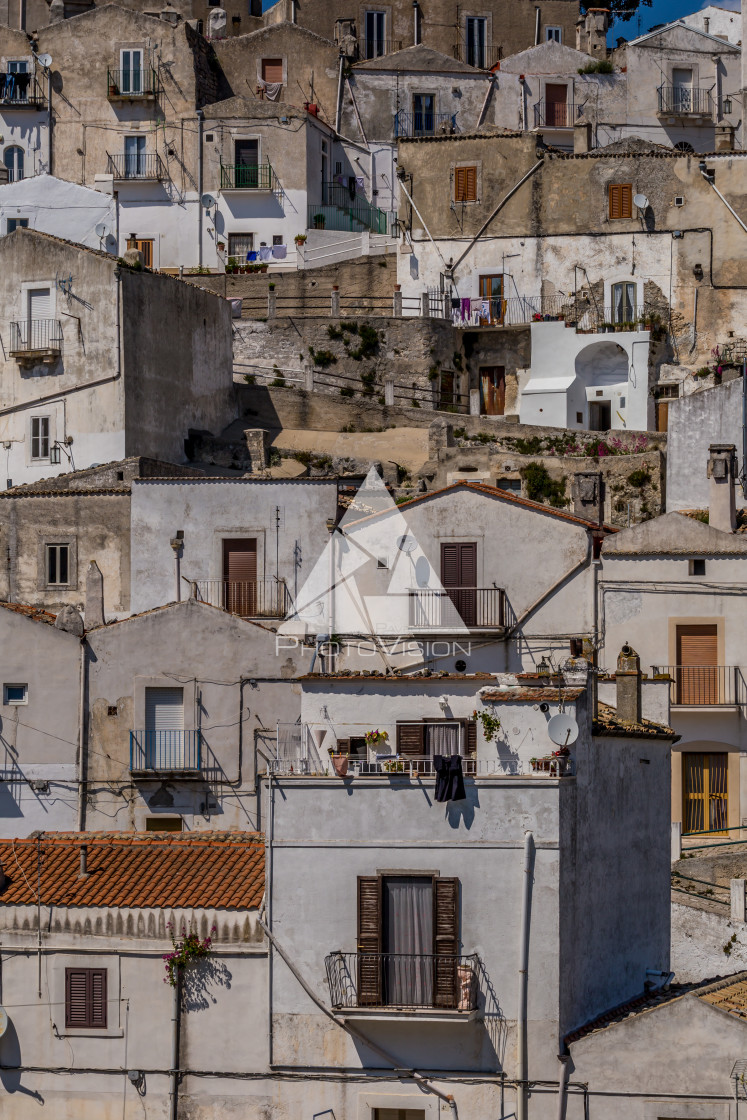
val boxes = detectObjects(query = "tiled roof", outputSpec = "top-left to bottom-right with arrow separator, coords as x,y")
699,973 -> 747,1018
0,602 -> 58,626
0,832 -> 265,910
592,701 -> 677,740
480,686 -> 585,702
0,488 -> 130,498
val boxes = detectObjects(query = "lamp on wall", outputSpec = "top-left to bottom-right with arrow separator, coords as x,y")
723,96 -> 733,115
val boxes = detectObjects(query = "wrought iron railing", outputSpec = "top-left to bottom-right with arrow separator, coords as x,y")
129,729 -> 202,771
394,110 -> 456,138
657,86 -> 713,115
308,200 -> 389,235
325,951 -> 481,1010
107,152 -> 165,180
0,72 -> 45,106
452,42 -> 502,68
9,319 -> 63,353
189,578 -> 289,618
534,101 -> 581,128
409,587 -> 506,629
361,38 -> 402,58
652,665 -> 745,707
106,68 -> 159,97
220,162 -> 277,191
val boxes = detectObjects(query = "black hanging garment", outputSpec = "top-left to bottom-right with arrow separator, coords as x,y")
434,754 -> 466,803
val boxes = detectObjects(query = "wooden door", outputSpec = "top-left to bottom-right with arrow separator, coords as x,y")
479,275 -> 503,325
683,752 -> 728,834
223,538 -> 258,615
441,542 -> 477,626
656,400 -> 669,432
545,83 -> 568,127
676,624 -> 718,704
126,238 -> 153,268
479,366 -> 505,416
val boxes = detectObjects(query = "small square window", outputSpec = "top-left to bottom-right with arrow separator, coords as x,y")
689,558 -> 706,576
272,234 -> 283,245
46,543 -> 70,586
576,412 -> 583,423
619,396 -> 626,408
204,133 -> 214,142
546,26 -> 562,42
4,683 -> 27,705
107,705 -> 118,717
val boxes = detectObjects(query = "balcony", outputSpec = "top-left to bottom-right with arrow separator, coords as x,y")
220,162 -> 278,191
533,101 -> 581,128
129,729 -> 202,773
189,577 -> 289,619
9,319 -> 63,362
653,665 -> 745,708
408,587 -> 506,631
452,43 -> 502,69
106,68 -> 159,100
394,110 -> 456,138
325,951 -> 482,1014
107,152 -> 165,181
361,38 -> 402,58
0,72 -> 45,108
657,86 -> 713,118
308,181 -> 390,235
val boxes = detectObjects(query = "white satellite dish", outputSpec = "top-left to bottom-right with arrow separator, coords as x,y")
94,223 -> 107,239
396,533 -> 417,553
633,192 -> 649,210
37,53 -> 52,68
200,193 -> 216,209
548,713 -> 579,748
0,1006 -> 7,1039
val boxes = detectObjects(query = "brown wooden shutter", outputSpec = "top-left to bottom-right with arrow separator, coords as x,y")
454,166 -> 477,202
441,543 -> 460,587
621,183 -> 632,217
396,722 -> 425,758
433,877 -> 460,1008
65,968 -> 107,1029
608,184 -> 621,219
676,624 -> 718,704
261,58 -> 283,83
465,720 -> 477,757
609,183 -> 632,219
357,876 -> 382,1005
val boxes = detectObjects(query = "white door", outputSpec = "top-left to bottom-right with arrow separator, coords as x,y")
27,288 -> 51,349
144,687 -> 184,767
121,49 -> 143,94
672,68 -> 693,112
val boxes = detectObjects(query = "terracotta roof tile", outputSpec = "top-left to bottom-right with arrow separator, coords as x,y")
592,701 -> 677,740
0,832 -> 264,911
0,601 -> 58,626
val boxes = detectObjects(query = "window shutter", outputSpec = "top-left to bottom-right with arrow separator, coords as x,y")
65,969 -> 89,1028
262,58 -> 283,83
454,167 -> 465,201
433,877 -> 460,1008
609,183 -> 632,219
90,969 -> 107,1028
621,183 -> 632,218
465,166 -> 476,201
608,184 -> 620,220
357,876 -> 382,1005
441,543 -> 460,588
396,722 -> 425,758
465,720 -> 477,757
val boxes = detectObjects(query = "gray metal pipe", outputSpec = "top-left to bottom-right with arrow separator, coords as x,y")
169,973 -> 180,1120
516,830 -> 534,1120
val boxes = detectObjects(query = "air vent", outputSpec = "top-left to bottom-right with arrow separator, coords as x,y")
674,195 -> 684,206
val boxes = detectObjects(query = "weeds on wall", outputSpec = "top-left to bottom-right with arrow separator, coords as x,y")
520,462 -> 568,508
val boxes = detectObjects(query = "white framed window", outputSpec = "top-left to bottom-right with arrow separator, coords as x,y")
46,543 -> 70,586
365,10 -> 386,58
7,218 -> 28,233
120,48 -> 144,94
31,416 -> 50,460
611,281 -> 637,324
3,146 -> 24,183
3,683 -> 28,705
466,17 -> 487,68
546,26 -> 562,42
228,233 -> 254,259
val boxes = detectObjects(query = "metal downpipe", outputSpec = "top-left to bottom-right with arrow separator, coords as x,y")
517,830 -> 535,1120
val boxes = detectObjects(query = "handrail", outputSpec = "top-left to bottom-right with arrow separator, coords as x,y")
129,729 -> 202,771
106,67 -> 159,96
657,85 -> 713,114
325,950 -> 481,1010
9,319 -> 63,352
220,162 -> 277,191
107,152 -> 164,180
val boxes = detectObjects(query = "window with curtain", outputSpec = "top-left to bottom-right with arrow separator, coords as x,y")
383,876 -> 433,1005
425,722 -> 460,758
611,281 -> 636,323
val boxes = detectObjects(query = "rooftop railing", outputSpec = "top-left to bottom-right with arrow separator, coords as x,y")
657,86 -> 713,115
107,152 -> 165,180
9,319 -> 63,354
325,951 -> 482,1010
188,577 -> 289,619
129,729 -> 203,772
652,665 -> 745,707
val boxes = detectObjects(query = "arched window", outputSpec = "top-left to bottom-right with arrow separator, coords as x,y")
3,146 -> 24,183
673,141 -> 695,154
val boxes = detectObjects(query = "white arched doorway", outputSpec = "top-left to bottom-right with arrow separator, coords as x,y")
571,340 -> 629,430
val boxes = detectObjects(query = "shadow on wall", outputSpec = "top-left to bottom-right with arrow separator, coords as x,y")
182,955 -> 233,1013
0,1017 -> 44,1101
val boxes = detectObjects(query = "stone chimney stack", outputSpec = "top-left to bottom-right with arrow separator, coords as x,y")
707,444 -> 737,533
574,120 -> 593,154
85,561 -> 105,629
576,7 -> 610,56
616,643 -> 642,723
715,124 -> 736,152
572,471 -> 604,524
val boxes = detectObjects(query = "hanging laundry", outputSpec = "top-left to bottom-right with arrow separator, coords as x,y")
433,754 -> 466,802
272,245 -> 287,259
259,246 -> 272,261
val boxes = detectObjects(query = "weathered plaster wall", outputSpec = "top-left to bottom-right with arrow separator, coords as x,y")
666,378 -> 746,511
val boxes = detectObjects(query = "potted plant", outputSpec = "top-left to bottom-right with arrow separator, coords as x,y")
364,729 -> 389,749
217,240 -> 225,252
313,213 -> 326,230
108,78 -> 119,97
294,233 -> 307,245
472,708 -> 501,742
226,256 -> 238,274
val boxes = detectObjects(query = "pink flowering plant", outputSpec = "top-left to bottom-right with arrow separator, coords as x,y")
164,921 -> 217,987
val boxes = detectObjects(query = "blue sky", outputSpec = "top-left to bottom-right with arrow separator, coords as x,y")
609,0 -> 739,41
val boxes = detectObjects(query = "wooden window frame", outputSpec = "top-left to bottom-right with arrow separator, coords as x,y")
396,718 -> 477,757
65,967 -> 107,1029
454,164 -> 478,203
608,182 -> 633,220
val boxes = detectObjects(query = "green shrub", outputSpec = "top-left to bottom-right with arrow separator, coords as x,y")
270,376 -> 286,387
627,469 -> 651,488
578,58 -> 613,74
309,347 -> 338,368
340,386 -> 355,397
243,374 -> 256,385
327,324 -> 345,340
521,462 -> 567,508
348,322 -> 379,361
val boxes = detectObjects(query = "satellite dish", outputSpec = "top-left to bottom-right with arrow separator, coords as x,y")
548,713 -> 579,748
0,1006 -> 8,1039
396,533 -> 417,553
200,193 -> 216,209
633,192 -> 649,210
94,223 -> 107,238
37,53 -> 52,68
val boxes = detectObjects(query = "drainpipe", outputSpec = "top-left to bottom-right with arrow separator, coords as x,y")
556,1054 -> 570,1120
516,830 -> 534,1120
413,0 -> 419,45
76,637 -> 88,832
46,64 -> 52,175
335,52 -> 344,134
197,109 -> 204,267
169,972 -> 181,1120
534,6 -> 541,45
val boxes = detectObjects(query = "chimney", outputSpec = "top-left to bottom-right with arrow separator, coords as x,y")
574,120 -> 593,154
572,471 -> 604,523
79,844 -> 88,877
86,561 -> 105,629
576,7 -> 610,55
715,124 -> 735,152
616,643 -> 642,723
707,443 -> 737,532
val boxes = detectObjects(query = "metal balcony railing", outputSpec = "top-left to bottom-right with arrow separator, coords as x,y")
308,194 -> 389,235
408,587 -> 506,629
361,38 -> 402,58
325,951 -> 481,1010
9,319 -> 63,354
657,86 -> 713,115
220,162 -> 277,191
534,101 -> 581,128
189,578 -> 289,618
129,729 -> 202,772
653,665 -> 745,707
394,110 -> 456,138
0,72 -> 45,107
107,67 -> 159,97
107,152 -> 165,180
452,42 -> 502,68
